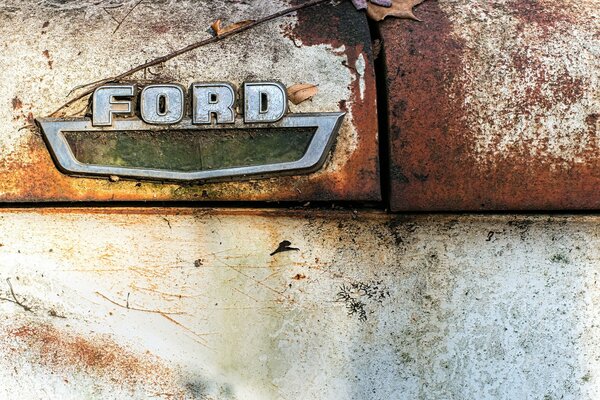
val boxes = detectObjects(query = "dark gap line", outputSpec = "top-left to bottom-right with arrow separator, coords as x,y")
369,18 -> 392,211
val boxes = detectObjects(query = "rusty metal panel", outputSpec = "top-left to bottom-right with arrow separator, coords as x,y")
1,209 -> 600,398
383,0 -> 599,211
0,1 -> 379,202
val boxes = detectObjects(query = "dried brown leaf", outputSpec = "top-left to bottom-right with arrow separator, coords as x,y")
367,0 -> 425,21
287,83 -> 319,105
211,19 -> 255,36
210,19 -> 222,35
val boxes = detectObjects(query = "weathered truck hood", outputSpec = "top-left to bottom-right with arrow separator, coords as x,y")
0,0 -> 379,202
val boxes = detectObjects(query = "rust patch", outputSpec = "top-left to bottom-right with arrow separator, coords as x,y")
509,0 -> 575,29
11,97 -> 34,124
11,97 -> 22,110
587,114 -> 600,136
284,0 -> 381,201
151,23 -> 170,34
0,131 -> 374,202
384,0 -> 600,211
5,324 -> 181,391
42,49 -> 53,69
288,0 -> 364,49
509,48 -> 584,108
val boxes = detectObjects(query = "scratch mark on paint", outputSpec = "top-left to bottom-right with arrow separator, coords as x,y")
95,291 -> 185,315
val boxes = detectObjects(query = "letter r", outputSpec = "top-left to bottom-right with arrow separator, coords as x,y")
192,83 -> 236,124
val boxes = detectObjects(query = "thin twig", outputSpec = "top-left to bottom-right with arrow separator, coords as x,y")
113,0 -> 145,34
0,278 -> 32,312
103,7 -> 120,24
67,76 -> 115,97
96,291 -> 184,315
49,0 -> 331,117
18,124 -> 35,132
103,4 -> 124,10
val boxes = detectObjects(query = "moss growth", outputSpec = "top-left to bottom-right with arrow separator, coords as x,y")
399,352 -> 414,363
65,127 -> 314,172
550,253 -> 569,264
582,372 -> 591,382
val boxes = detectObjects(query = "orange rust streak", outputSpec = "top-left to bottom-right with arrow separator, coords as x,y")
6,324 -> 180,391
215,259 -> 284,296
258,270 -> 282,284
232,287 -> 260,302
95,291 -> 185,315
159,313 -> 214,349
130,283 -> 206,300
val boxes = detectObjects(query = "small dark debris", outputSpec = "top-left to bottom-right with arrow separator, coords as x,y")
508,220 -> 533,240
270,240 -> 299,256
194,259 -> 204,268
49,309 -> 66,319
390,166 -> 409,183
341,59 -> 357,72
412,172 -> 429,182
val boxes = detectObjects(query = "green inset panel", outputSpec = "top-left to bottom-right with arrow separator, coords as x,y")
63,128 -> 315,172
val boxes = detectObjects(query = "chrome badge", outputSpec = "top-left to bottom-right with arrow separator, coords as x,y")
37,82 -> 344,182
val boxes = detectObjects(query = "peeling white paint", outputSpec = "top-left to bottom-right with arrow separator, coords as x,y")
356,53 -> 366,101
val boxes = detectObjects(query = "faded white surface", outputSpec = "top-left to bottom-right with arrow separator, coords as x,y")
0,210 -> 599,399
442,0 -> 600,166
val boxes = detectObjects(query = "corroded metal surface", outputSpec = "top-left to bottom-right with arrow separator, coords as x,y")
383,0 -> 599,211
1,209 -> 600,398
0,0 -> 379,202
